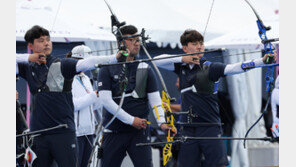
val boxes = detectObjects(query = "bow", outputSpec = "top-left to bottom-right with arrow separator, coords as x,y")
95,48 -> 223,67
87,0 -> 129,166
243,0 -> 279,148
140,29 -> 174,101
146,90 -> 177,166
161,91 -> 177,166
140,28 -> 177,166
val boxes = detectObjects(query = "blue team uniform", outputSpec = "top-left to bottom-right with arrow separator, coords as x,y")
98,61 -> 159,167
174,58 -> 229,167
18,55 -> 79,167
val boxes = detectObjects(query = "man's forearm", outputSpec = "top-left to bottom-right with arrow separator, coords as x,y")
76,55 -> 117,72
148,91 -> 166,126
224,58 -> 264,75
99,90 -> 134,125
153,54 -> 182,71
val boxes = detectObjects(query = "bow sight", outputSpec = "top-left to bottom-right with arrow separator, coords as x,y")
104,0 -> 128,61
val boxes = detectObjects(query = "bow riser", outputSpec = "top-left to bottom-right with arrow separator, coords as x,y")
256,21 -> 273,55
161,91 -> 176,166
256,18 -> 275,93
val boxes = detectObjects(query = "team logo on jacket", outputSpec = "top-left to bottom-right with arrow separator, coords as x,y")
71,144 -> 76,148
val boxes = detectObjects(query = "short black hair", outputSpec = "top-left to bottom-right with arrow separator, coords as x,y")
180,29 -> 203,46
117,25 -> 138,36
65,51 -> 72,58
24,25 -> 50,44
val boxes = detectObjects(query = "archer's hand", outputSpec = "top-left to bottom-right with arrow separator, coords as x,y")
263,51 -> 277,64
160,123 -> 177,137
94,90 -> 99,97
116,49 -> 129,62
181,44 -> 204,65
182,55 -> 200,65
132,117 -> 147,129
29,53 -> 46,64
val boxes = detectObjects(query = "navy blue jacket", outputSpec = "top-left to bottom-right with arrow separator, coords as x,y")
174,58 -> 226,125
98,62 -> 158,132
18,55 -> 78,134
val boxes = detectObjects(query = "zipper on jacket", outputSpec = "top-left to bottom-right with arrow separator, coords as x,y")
89,107 -> 93,128
77,110 -> 80,127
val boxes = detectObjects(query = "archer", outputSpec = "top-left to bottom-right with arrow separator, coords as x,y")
153,29 -> 277,167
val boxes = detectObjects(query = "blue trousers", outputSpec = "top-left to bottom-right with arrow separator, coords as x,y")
77,135 -> 94,167
177,126 -> 229,167
101,130 -> 152,167
32,132 -> 78,167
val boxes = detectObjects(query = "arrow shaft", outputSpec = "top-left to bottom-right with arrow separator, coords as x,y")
16,124 -> 68,138
96,49 -> 222,67
136,136 -> 272,146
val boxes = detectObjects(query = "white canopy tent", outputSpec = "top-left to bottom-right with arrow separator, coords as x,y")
205,20 -> 279,50
51,0 -> 278,48
16,0 -> 116,43
16,0 -> 279,48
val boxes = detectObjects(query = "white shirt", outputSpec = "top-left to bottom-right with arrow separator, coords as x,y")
72,73 -> 101,137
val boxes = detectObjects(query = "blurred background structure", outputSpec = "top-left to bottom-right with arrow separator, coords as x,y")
16,0 -> 279,166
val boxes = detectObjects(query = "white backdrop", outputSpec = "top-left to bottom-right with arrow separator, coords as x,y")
16,0 -> 279,48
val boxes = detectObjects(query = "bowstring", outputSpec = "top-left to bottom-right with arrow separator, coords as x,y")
51,0 -> 63,32
203,0 -> 216,38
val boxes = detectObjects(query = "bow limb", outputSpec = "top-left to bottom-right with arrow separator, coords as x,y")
243,0 -> 277,148
140,30 -> 177,166
141,45 -> 173,101
99,0 -> 130,132
163,136 -> 173,166
87,1 -> 129,166
87,91 -> 126,167
152,102 -> 174,166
